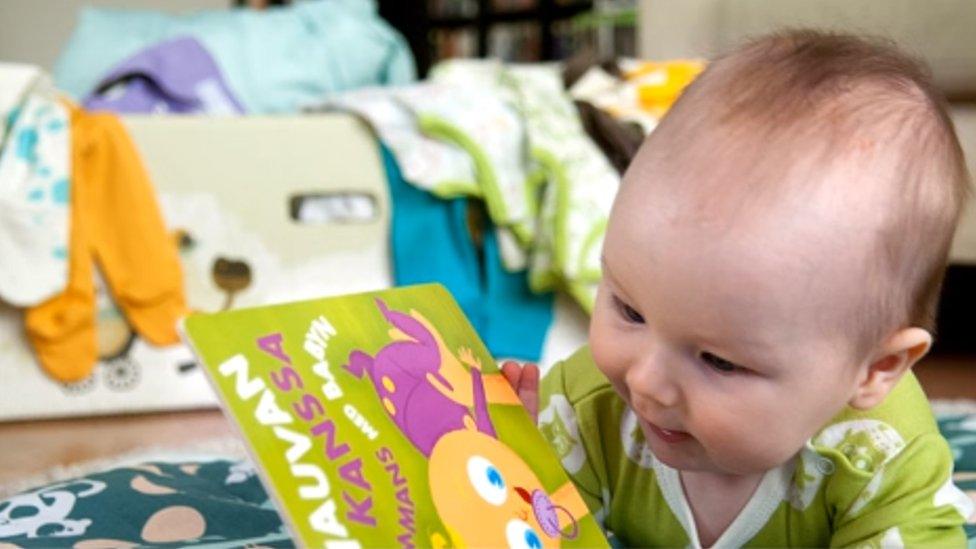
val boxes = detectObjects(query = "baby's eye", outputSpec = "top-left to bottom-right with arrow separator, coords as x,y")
612,295 -> 645,324
700,351 -> 742,374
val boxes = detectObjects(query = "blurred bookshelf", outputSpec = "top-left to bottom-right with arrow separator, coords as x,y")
429,0 -> 591,63
379,0 -> 636,77
571,0 -> 637,61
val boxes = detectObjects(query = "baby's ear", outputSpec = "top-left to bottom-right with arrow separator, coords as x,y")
849,328 -> 932,410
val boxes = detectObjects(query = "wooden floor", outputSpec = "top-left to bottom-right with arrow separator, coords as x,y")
0,408 -> 233,489
0,356 -> 972,491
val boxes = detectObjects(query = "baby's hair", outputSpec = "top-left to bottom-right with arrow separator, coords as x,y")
635,29 -> 970,351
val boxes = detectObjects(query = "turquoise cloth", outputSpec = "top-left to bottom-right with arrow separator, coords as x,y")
53,0 -> 415,114
381,145 -> 554,361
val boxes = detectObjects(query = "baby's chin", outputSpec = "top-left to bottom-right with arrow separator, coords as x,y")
641,423 -> 788,476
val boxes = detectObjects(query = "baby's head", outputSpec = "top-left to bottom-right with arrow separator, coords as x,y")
591,30 -> 970,476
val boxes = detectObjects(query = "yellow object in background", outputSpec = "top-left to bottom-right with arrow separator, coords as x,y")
25,105 -> 187,382
625,60 -> 705,118
626,59 -> 706,118
569,58 -> 705,134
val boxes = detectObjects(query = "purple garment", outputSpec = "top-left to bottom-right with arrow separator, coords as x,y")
83,36 -> 244,115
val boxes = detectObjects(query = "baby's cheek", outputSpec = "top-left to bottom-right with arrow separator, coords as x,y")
589,318 -> 623,375
590,353 -> 628,403
692,398 -> 796,472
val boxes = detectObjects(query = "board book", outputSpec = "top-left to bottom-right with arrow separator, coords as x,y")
181,283 -> 608,548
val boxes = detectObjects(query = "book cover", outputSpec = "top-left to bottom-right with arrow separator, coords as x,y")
181,283 -> 608,548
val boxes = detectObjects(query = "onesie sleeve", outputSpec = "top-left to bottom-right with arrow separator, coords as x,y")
537,348 -> 612,524
829,432 -> 973,547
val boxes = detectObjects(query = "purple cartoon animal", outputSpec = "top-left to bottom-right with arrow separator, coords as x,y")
343,299 -> 586,546
343,299 -> 495,456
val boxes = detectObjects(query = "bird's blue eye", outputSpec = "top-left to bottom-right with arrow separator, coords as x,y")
506,519 -> 544,549
467,455 -> 507,506
487,466 -> 503,488
524,529 -> 542,549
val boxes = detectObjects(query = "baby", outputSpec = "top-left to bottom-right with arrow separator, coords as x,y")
503,30 -> 974,546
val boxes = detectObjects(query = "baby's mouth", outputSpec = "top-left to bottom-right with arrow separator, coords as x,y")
643,420 -> 693,444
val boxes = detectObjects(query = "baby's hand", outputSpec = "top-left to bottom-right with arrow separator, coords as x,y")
501,361 -> 539,422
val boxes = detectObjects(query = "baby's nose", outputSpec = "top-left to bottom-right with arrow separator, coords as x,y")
625,357 -> 681,409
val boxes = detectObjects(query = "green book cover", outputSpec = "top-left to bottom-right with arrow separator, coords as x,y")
181,283 -> 608,548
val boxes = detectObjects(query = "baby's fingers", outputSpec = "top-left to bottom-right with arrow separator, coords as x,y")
501,361 -> 540,422
519,363 -> 540,421
501,360 -> 523,390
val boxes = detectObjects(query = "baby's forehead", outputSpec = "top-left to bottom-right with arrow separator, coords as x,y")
606,188 -> 874,367
618,167 -> 875,270
612,144 -> 888,318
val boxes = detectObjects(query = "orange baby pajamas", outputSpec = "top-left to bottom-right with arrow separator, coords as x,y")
25,106 -> 187,382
